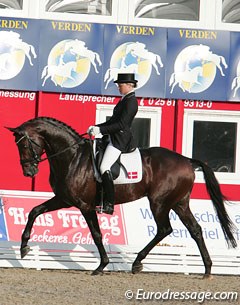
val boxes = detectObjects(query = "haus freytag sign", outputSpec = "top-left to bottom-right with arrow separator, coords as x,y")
0,18 -> 39,91
103,24 -> 166,98
2,194 -> 126,245
38,20 -> 104,95
166,29 -> 230,101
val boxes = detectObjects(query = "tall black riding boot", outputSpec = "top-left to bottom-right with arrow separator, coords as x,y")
101,170 -> 114,215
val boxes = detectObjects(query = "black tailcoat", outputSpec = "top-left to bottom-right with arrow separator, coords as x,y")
97,92 -> 138,152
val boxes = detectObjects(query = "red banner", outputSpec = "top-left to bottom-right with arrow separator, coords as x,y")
3,193 -> 127,245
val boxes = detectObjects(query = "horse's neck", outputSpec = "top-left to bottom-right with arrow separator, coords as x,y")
44,131 -> 78,159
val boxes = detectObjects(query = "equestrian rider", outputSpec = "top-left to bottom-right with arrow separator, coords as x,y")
87,73 -> 138,214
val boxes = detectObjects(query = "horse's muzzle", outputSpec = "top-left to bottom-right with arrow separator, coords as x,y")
23,164 -> 39,177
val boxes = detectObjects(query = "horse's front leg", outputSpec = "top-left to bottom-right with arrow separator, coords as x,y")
82,210 -> 109,275
21,196 -> 68,258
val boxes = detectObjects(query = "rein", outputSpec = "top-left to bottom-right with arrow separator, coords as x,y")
40,132 -> 89,163
18,132 -> 90,165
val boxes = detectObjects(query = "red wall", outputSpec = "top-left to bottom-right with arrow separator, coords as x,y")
1,92 -> 239,201
34,94 -> 176,191
175,100 -> 240,201
0,91 -> 37,190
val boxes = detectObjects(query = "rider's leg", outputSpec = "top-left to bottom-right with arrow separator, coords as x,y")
99,143 -> 121,214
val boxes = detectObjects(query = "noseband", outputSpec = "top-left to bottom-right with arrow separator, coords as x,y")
16,133 -> 42,165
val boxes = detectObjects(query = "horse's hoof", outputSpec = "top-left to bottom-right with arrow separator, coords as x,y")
91,269 -> 103,276
202,274 -> 214,280
132,262 -> 143,274
21,246 -> 31,259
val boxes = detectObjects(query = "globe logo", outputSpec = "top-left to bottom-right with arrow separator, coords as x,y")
0,31 -> 37,80
41,39 -> 102,88
169,44 -> 228,94
104,41 -> 163,89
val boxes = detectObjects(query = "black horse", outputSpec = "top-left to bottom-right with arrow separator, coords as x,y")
7,116 -> 237,278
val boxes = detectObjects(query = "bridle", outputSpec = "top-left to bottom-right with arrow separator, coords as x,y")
16,133 -> 42,165
16,132 -> 89,166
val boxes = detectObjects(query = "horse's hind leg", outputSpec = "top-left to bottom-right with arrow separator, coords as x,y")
82,210 -> 109,275
152,62 -> 160,75
21,196 -> 69,258
173,199 -> 213,279
132,201 -> 173,274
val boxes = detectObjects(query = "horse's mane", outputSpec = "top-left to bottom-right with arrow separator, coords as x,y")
25,116 -> 83,141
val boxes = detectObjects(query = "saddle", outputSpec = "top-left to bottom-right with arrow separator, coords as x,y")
93,135 -> 127,181
91,136 -> 142,184
90,136 -> 142,209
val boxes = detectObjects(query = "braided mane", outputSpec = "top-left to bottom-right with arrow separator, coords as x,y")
25,116 -> 82,140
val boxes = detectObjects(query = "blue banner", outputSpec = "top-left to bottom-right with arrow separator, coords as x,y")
102,24 -> 166,98
38,20 -> 104,95
166,29 -> 230,101
0,18 -> 236,102
0,17 -> 39,91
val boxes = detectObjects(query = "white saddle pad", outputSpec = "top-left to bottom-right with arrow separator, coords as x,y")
114,148 -> 142,184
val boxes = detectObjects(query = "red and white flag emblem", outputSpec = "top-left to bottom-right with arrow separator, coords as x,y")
127,172 -> 138,179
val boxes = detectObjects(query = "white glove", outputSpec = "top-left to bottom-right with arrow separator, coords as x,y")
87,126 -> 100,136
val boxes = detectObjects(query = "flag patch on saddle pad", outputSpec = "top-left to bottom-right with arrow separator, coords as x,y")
114,148 -> 142,184
127,172 -> 138,179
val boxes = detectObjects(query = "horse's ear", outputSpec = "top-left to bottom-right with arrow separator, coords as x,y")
5,126 -> 17,133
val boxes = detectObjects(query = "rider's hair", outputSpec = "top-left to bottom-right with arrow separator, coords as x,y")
127,82 -> 137,89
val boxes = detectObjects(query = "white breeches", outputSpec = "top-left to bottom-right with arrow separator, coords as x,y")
100,142 -> 121,174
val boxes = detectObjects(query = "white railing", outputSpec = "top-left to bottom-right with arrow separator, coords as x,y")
0,242 -> 239,275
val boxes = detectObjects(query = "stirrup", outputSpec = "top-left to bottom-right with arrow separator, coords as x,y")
95,204 -> 114,215
95,205 -> 104,214
103,204 -> 114,215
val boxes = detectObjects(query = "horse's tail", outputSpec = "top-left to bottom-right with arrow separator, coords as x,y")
220,55 -> 228,68
169,73 -> 175,86
231,76 -> 237,90
190,158 -> 237,248
41,65 -> 48,79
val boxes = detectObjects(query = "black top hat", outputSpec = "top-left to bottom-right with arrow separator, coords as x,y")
114,73 -> 138,84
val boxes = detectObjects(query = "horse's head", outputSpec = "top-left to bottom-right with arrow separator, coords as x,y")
6,126 -> 45,177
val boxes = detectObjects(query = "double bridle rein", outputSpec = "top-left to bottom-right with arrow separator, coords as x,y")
16,132 -> 89,165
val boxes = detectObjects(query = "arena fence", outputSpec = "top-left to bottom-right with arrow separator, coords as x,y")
0,241 -> 239,275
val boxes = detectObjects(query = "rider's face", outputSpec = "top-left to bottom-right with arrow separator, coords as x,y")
117,83 -> 134,95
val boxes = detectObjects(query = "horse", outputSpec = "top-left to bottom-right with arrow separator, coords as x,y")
7,117 -> 237,278
203,52 -> 228,77
194,45 -> 228,77
0,31 -> 37,66
125,42 -> 164,75
169,66 -> 203,93
41,61 -> 77,87
14,40 -> 37,66
66,39 -> 102,74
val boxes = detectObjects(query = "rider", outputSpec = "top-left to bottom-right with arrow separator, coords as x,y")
87,73 -> 138,214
